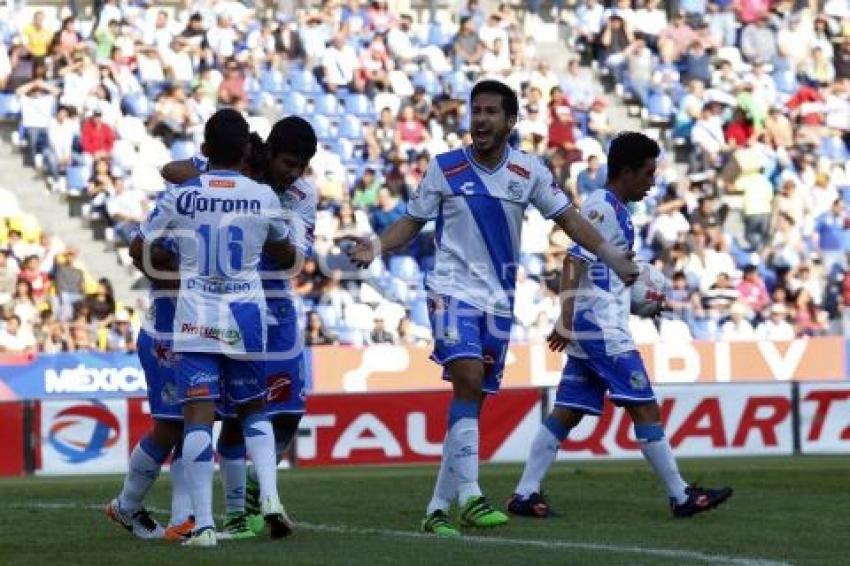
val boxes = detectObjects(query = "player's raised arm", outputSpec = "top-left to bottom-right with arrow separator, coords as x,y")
552,206 -> 638,285
347,215 -> 425,267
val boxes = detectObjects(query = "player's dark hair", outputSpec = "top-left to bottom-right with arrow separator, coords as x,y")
470,80 -> 519,118
267,116 -> 318,161
606,131 -> 660,179
244,132 -> 269,180
203,108 -> 250,167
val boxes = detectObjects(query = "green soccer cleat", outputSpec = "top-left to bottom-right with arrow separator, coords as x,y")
245,472 -> 261,516
219,512 -> 256,540
245,472 -> 264,534
420,510 -> 461,537
460,496 -> 509,528
246,513 -> 265,535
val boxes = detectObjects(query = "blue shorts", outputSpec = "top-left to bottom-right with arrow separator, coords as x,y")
555,350 -> 656,415
428,294 -> 512,395
176,351 -> 265,406
137,330 -> 182,420
218,298 -> 306,418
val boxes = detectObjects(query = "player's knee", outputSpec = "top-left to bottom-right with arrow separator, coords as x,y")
551,407 -> 583,430
634,423 -> 665,443
447,359 -> 484,401
151,419 -> 183,448
218,417 -> 244,445
272,415 -> 301,456
626,401 -> 661,424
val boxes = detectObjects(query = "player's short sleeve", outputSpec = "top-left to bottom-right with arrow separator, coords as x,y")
139,187 -> 176,241
191,153 -> 209,172
289,183 -> 317,254
266,190 -> 291,243
568,197 -> 618,265
529,158 -> 571,220
406,159 -> 443,221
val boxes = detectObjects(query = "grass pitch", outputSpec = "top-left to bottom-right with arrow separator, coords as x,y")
1,457 -> 848,565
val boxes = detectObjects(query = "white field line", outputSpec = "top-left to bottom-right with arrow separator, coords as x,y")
7,502 -> 791,566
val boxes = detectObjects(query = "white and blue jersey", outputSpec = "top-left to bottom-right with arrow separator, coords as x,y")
193,153 -> 315,416
556,188 -> 654,415
139,169 -> 290,405
410,146 -> 571,393
407,146 -> 571,317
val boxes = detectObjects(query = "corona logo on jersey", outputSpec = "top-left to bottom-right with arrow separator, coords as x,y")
174,190 -> 261,219
48,401 -> 121,463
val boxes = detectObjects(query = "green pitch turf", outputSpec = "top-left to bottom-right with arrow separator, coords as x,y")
1,457 -> 848,565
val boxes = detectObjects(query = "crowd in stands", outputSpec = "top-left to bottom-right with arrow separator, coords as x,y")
0,0 -> 849,353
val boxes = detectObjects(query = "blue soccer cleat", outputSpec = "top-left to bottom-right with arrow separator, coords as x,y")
506,492 -> 555,518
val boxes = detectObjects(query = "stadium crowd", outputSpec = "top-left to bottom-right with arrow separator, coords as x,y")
0,0 -> 849,354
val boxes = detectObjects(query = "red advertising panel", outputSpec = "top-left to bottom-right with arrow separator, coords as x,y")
297,389 -> 540,466
799,383 -> 850,454
0,402 -> 25,476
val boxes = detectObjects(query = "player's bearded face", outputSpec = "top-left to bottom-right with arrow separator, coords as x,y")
628,158 -> 657,201
470,93 -> 516,153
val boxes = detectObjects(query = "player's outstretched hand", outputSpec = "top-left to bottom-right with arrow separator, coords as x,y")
547,320 -> 571,353
345,236 -> 378,268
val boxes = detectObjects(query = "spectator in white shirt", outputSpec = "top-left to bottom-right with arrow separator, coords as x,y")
207,14 -> 238,59
105,178 -> 150,244
387,14 -> 419,67
755,303 -> 795,340
0,314 -> 35,353
720,302 -> 755,341
45,105 -> 77,188
15,62 -> 59,168
321,33 -> 360,92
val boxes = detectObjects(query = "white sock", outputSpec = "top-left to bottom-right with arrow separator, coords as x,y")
446,399 -> 481,505
242,413 -> 280,508
426,432 -> 457,515
119,436 -> 168,513
636,423 -> 688,504
515,416 -> 570,498
168,446 -> 193,525
182,424 -> 215,530
218,442 -> 247,516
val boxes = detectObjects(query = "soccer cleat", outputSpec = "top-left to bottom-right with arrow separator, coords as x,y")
460,496 -> 509,528
246,513 -> 265,535
420,510 -> 461,537
262,495 -> 294,539
506,492 -> 555,518
163,516 -> 195,541
218,512 -> 257,540
244,473 -> 264,534
106,498 -> 165,539
182,526 -> 217,547
671,485 -> 733,518
245,473 -> 261,516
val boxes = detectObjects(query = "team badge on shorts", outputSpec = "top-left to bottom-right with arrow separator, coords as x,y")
630,370 -> 649,390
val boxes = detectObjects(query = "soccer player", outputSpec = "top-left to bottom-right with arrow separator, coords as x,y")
506,132 -> 733,519
347,80 -> 640,536
161,117 -> 318,539
132,108 -> 296,546
106,246 -> 194,540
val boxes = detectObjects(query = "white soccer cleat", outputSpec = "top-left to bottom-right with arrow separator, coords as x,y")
261,495 -> 294,539
182,526 -> 218,547
105,498 -> 165,539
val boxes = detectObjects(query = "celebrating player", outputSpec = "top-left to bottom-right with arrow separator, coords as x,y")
132,108 -> 296,547
347,80 -> 640,536
507,132 -> 733,519
161,117 -> 318,539
106,232 -> 194,541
